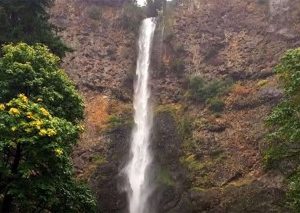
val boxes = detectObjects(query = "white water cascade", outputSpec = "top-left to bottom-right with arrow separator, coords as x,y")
125,18 -> 157,213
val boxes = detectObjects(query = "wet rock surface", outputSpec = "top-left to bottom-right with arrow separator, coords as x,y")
90,126 -> 131,213
150,111 -> 192,213
152,0 -> 300,211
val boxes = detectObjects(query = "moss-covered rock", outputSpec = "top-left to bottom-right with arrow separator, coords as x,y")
90,123 -> 131,212
150,110 -> 192,213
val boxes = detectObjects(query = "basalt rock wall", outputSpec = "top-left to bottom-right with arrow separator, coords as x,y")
50,0 -> 300,212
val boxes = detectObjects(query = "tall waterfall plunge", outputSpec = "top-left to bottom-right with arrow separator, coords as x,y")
125,18 -> 157,213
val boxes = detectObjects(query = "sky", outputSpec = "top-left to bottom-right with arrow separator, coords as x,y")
136,0 -> 147,6
136,0 -> 172,7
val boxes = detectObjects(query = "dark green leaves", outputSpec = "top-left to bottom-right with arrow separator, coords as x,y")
0,0 -> 68,57
266,48 -> 300,211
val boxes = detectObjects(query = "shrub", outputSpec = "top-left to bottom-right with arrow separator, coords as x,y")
266,48 -> 300,154
265,48 -> 300,211
106,112 -> 133,131
287,172 -> 300,210
107,115 -> 124,129
178,116 -> 193,140
188,76 -> 232,103
208,98 -> 225,113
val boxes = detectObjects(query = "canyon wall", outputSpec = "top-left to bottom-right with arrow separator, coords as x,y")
51,0 -> 300,212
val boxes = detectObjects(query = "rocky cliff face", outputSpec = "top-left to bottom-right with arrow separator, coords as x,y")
152,0 -> 300,211
50,0 -> 135,170
50,0 -> 300,212
51,1 -> 136,211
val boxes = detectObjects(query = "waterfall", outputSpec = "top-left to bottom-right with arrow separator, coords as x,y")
125,18 -> 157,213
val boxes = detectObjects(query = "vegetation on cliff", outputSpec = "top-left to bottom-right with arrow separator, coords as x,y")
187,76 -> 232,113
266,48 -> 300,211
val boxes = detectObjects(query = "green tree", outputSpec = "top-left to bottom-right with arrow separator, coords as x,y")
0,0 -> 69,57
0,43 -> 83,124
0,95 -> 96,212
265,48 -> 300,164
265,48 -> 300,211
188,76 -> 232,103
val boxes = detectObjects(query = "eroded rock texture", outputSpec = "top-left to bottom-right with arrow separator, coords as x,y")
50,0 -> 300,212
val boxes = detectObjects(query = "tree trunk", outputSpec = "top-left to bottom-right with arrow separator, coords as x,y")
1,144 -> 22,212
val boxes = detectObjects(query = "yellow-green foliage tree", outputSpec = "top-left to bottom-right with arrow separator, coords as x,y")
0,43 -> 95,211
0,95 -> 95,212
0,43 -> 83,124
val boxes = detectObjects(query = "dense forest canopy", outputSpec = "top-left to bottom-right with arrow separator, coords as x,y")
0,0 -> 69,57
